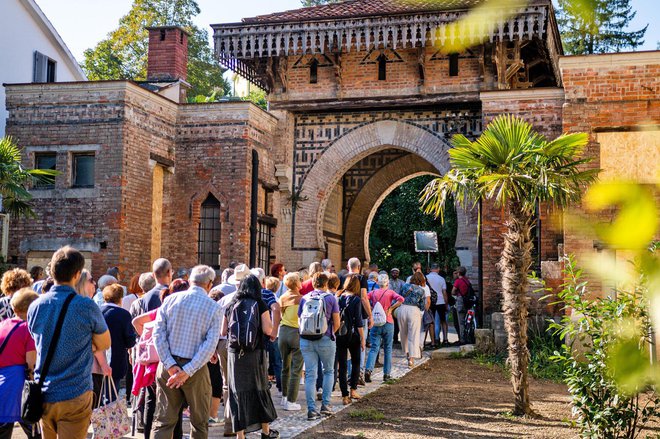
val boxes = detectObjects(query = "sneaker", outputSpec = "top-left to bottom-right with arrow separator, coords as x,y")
283,400 -> 301,411
280,396 -> 287,407
358,373 -> 366,386
342,396 -> 351,405
364,371 -> 372,383
320,405 -> 333,416
383,374 -> 392,382
307,410 -> 322,421
261,429 -> 280,439
316,390 -> 323,401
209,417 -> 219,424
374,360 -> 383,368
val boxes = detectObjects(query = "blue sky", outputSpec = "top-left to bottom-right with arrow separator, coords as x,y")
37,0 -> 659,61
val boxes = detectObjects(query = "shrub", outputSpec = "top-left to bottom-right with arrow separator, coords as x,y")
549,256 -> 660,438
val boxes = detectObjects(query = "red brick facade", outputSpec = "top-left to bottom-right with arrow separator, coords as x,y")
146,27 -> 188,82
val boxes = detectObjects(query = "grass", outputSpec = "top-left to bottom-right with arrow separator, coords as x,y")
349,408 -> 386,422
472,334 -> 564,382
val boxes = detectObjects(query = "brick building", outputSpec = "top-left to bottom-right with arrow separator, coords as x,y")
4,0 -> 659,325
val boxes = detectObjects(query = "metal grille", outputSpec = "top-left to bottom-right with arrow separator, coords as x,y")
198,195 -> 221,268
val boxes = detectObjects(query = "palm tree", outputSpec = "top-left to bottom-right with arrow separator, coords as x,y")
420,115 -> 598,415
0,136 -> 58,218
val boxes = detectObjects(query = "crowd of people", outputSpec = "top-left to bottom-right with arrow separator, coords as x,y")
0,246 -> 475,439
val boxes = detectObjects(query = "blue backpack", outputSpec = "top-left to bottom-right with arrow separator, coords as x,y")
228,299 -> 260,353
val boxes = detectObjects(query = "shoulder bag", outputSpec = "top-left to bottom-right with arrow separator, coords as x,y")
21,293 -> 75,423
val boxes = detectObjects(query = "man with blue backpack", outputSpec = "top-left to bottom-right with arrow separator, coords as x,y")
298,272 -> 340,421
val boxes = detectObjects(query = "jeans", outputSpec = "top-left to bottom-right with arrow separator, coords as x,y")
336,334 -> 361,397
456,296 -> 467,342
300,336 -> 336,411
278,326 -> 303,402
365,323 -> 394,375
265,337 -> 283,392
360,319 -> 368,372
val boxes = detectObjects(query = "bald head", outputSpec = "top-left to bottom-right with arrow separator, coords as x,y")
152,258 -> 172,284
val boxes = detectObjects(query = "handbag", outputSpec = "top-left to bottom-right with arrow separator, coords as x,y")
21,293 -> 75,424
91,376 -> 131,439
423,309 -> 434,328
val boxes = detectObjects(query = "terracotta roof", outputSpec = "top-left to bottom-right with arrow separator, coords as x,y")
243,0 -> 487,23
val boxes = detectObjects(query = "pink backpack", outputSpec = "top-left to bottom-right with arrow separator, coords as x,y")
136,321 -> 160,365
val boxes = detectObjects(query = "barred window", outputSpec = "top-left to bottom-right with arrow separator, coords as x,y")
257,217 -> 276,272
198,195 -> 221,268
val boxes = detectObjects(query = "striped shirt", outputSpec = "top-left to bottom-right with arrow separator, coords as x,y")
154,286 -> 222,377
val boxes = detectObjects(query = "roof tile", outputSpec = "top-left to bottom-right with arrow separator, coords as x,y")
243,0 -> 486,23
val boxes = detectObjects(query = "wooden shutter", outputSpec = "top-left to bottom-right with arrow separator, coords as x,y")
33,51 -> 48,83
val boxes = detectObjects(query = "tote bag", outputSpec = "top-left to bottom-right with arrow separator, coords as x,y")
91,376 -> 131,439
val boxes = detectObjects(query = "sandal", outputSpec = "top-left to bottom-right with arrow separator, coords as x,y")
350,389 -> 361,400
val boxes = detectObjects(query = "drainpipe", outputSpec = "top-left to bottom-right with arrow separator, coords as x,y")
249,150 -> 259,267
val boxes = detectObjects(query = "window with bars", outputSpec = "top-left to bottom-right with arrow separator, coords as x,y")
257,217 -> 276,272
198,194 -> 221,268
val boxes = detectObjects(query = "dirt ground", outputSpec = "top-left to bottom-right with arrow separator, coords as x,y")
301,357 -> 577,438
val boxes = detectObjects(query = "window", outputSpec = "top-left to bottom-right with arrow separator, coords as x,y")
33,51 -> 56,83
34,153 -> 56,188
72,154 -> 95,188
257,217 -> 276,271
449,53 -> 459,77
377,54 -> 387,81
198,195 -> 221,268
309,59 -> 319,84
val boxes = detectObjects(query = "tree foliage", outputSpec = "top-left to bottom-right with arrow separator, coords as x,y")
0,137 -> 58,218
369,175 -> 460,274
82,0 -> 229,100
557,0 -> 647,54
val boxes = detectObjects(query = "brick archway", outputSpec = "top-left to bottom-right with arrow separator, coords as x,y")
342,153 -> 439,261
294,119 -> 452,252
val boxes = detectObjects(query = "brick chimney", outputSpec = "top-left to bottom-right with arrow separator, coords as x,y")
146,26 -> 189,82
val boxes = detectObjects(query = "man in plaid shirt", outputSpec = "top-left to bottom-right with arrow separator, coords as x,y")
152,265 -> 222,439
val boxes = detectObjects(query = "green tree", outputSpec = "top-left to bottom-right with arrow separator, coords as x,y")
82,0 -> 229,100
557,0 -> 647,54
0,137 -> 58,218
301,0 -> 342,7
420,115 -> 598,415
369,175 -> 460,274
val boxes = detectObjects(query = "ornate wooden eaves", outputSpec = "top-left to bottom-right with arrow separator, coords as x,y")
213,4 -> 550,92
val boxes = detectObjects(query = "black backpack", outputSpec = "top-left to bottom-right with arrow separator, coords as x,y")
463,279 -> 477,308
338,295 -> 358,338
228,299 -> 260,353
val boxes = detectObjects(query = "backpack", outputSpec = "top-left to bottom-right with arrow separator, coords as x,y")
228,299 -> 260,353
136,321 -> 160,365
461,278 -> 477,309
371,290 -> 388,327
299,293 -> 329,340
428,285 -> 438,307
338,295 -> 360,337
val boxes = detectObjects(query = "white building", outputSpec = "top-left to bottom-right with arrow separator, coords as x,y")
0,0 -> 86,137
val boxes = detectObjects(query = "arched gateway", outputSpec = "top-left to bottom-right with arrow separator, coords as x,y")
212,0 -> 563,317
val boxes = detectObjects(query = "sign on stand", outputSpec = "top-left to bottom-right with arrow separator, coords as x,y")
414,231 -> 438,268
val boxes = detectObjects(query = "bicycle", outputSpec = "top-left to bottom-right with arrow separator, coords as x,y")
462,302 -> 478,345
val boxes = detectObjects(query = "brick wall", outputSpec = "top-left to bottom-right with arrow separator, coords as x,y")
272,47 -> 484,103
560,52 -> 660,293
147,27 -> 188,82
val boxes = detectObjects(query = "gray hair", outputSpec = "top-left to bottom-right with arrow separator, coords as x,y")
189,265 -> 216,285
377,273 -> 389,288
368,271 -> 378,281
308,262 -> 323,276
221,268 -> 234,284
152,258 -> 172,279
138,272 -> 156,292
75,269 -> 92,296
97,274 -> 118,290
347,257 -> 361,271
321,259 -> 333,271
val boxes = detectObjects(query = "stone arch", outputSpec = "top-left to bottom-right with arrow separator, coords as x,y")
343,153 -> 439,261
295,119 -> 452,252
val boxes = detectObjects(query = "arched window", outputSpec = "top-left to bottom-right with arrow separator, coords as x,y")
377,54 -> 387,81
198,194 -> 221,268
309,58 -> 319,84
